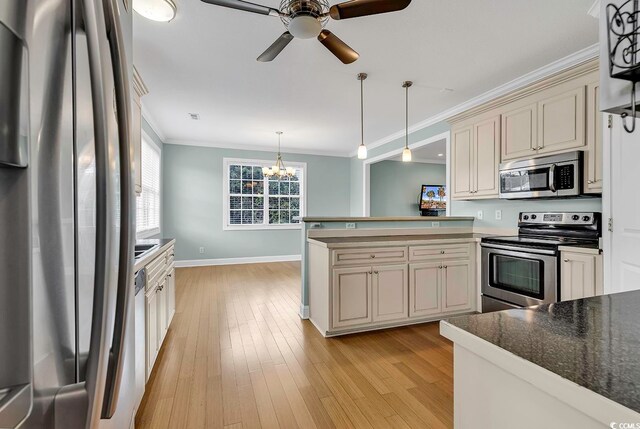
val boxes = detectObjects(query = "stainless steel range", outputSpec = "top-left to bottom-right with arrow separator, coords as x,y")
481,212 -> 601,312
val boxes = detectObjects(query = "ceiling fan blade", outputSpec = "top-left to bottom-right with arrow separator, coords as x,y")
329,0 -> 411,20
200,0 -> 281,16
317,30 -> 359,64
257,32 -> 294,62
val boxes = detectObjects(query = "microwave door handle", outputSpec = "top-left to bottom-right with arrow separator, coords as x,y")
549,163 -> 557,193
100,0 -> 134,420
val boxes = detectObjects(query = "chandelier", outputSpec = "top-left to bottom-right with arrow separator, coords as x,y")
263,131 -> 295,178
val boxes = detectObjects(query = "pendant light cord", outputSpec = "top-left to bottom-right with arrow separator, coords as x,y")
405,84 -> 408,149
360,78 -> 364,147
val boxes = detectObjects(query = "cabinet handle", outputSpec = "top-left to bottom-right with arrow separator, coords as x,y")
370,254 -> 376,258
373,270 -> 379,274
587,180 -> 594,184
440,250 -> 445,254
167,273 -> 172,277
443,265 -> 448,269
564,259 -> 570,263
531,147 -> 537,151
439,265 -> 443,269
369,270 -> 373,275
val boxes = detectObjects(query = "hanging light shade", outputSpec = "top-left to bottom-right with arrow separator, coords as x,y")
356,73 -> 368,160
402,81 -> 413,162
263,132 -> 295,179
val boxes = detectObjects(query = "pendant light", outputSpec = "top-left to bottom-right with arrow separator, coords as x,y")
357,73 -> 368,160
263,132 -> 295,179
402,81 -> 413,162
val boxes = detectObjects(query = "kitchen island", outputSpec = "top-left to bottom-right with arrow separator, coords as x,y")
440,291 -> 640,428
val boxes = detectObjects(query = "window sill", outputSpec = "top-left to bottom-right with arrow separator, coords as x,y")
223,224 -> 302,231
137,228 -> 160,239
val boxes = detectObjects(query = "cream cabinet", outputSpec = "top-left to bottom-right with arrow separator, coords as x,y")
451,115 -> 500,200
309,239 -> 476,337
501,102 -> 538,161
585,83 -> 604,194
132,67 -> 148,196
560,251 -> 603,301
537,86 -> 586,155
145,285 -> 158,379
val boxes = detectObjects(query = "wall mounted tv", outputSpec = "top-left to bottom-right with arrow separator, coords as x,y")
419,185 -> 447,213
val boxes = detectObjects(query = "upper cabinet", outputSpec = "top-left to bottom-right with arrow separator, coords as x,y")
449,61 -> 602,199
132,67 -> 149,196
451,115 -> 500,200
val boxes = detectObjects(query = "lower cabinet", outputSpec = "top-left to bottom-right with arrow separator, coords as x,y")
409,259 -> 472,318
332,267 -> 372,329
372,264 -> 408,323
145,285 -> 158,379
442,260 -> 472,312
166,268 -> 176,325
561,251 -> 603,301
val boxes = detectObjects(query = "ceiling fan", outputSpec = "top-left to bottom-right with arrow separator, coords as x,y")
200,0 -> 412,64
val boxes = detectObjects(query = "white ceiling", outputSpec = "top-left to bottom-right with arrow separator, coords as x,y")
386,139 -> 446,164
133,0 -> 598,156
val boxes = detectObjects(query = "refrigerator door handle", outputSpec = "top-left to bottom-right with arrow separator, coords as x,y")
100,0 -> 134,419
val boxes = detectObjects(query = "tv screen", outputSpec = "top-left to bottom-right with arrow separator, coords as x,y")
420,185 -> 447,210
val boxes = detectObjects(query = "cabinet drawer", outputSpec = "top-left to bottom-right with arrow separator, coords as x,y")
409,244 -> 470,261
146,254 -> 167,290
166,246 -> 175,266
332,247 -> 408,266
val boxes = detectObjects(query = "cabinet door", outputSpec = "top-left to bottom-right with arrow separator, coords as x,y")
537,86 -> 586,154
157,278 -> 167,342
561,253 -> 596,301
585,83 -> 603,193
132,95 -> 142,195
166,269 -> 176,326
409,262 -> 442,318
332,267 -> 372,329
501,102 -> 538,161
442,260 -> 472,313
145,286 -> 158,379
452,126 -> 473,199
473,115 -> 500,197
372,264 -> 408,323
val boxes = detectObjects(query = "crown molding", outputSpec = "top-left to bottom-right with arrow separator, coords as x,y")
384,157 -> 446,165
349,44 -> 600,157
164,138 -> 352,158
132,66 -> 149,98
588,0 -> 600,18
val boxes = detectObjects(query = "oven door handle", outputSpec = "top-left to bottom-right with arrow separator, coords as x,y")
480,242 -> 557,256
548,163 -> 557,193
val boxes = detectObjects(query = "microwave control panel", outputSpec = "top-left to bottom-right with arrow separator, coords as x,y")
556,165 -> 575,190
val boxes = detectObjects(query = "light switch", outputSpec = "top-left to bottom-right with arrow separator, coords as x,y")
495,210 -> 502,220
477,210 -> 484,220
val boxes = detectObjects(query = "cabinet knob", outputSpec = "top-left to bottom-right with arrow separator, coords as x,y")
439,265 -> 443,269
564,259 -> 570,263
531,147 -> 537,151
374,271 -> 379,274
443,265 -> 448,269
369,271 -> 373,275
370,254 -> 376,258
440,250 -> 445,254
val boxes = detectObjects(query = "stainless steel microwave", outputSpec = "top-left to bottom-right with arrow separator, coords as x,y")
499,151 -> 582,199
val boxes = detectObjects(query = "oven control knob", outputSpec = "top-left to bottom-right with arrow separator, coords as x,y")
572,215 -> 580,221
523,215 -> 529,220
582,216 -> 591,222
530,214 -> 537,220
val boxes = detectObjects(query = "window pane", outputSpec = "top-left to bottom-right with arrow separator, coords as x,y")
269,197 -> 278,209
290,171 -> 299,181
290,181 -> 300,195
230,165 -> 241,180
254,210 -> 264,224
242,210 -> 253,224
279,181 -> 290,195
279,197 -> 290,209
280,210 -> 290,224
242,196 -> 253,209
291,210 -> 299,220
230,196 -> 241,210
230,210 -> 241,224
253,166 -> 263,180
253,196 -> 264,209
242,166 -> 252,179
269,181 -> 279,195
269,210 -> 279,224
242,180 -> 255,194
253,181 -> 264,195
230,180 -> 241,194
290,197 -> 300,210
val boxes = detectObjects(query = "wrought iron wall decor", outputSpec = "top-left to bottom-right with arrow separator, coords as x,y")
607,0 -> 640,132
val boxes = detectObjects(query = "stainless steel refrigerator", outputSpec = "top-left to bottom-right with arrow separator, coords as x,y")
0,0 -> 136,428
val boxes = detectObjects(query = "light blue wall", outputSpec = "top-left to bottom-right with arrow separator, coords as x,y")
368,121 -> 450,159
162,144 -> 351,261
450,198 -> 602,229
349,158 -> 363,216
370,161 -> 446,216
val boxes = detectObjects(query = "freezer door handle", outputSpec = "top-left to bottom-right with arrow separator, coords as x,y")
100,0 -> 134,420
0,384 -> 31,428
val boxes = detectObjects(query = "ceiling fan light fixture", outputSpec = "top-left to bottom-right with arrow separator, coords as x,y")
288,15 -> 322,39
134,0 -> 176,22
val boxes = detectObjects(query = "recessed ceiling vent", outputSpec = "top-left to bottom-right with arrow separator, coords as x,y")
189,113 -> 200,120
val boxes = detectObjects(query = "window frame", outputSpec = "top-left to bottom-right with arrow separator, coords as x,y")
223,157 -> 307,231
136,132 -> 162,239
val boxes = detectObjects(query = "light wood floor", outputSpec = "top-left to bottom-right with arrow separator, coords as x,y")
135,262 -> 454,429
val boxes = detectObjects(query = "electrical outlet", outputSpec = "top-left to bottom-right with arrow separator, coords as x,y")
477,210 -> 484,220
199,247 -> 205,254
432,222 -> 440,228
495,210 -> 502,220
309,223 -> 322,229
346,223 -> 356,229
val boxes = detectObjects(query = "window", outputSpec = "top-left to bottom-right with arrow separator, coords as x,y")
224,158 -> 306,230
137,136 -> 161,237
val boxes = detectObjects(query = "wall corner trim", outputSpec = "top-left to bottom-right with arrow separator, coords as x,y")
299,305 -> 310,320
174,254 -> 302,268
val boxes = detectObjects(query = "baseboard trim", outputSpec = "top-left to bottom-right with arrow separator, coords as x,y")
299,304 -> 310,320
175,254 -> 301,268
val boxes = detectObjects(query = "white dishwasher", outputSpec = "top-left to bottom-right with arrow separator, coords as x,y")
133,268 -> 147,417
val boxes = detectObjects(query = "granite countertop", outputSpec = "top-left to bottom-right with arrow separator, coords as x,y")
302,216 -> 475,223
308,233 -> 488,248
134,238 -> 175,272
444,291 -> 640,413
